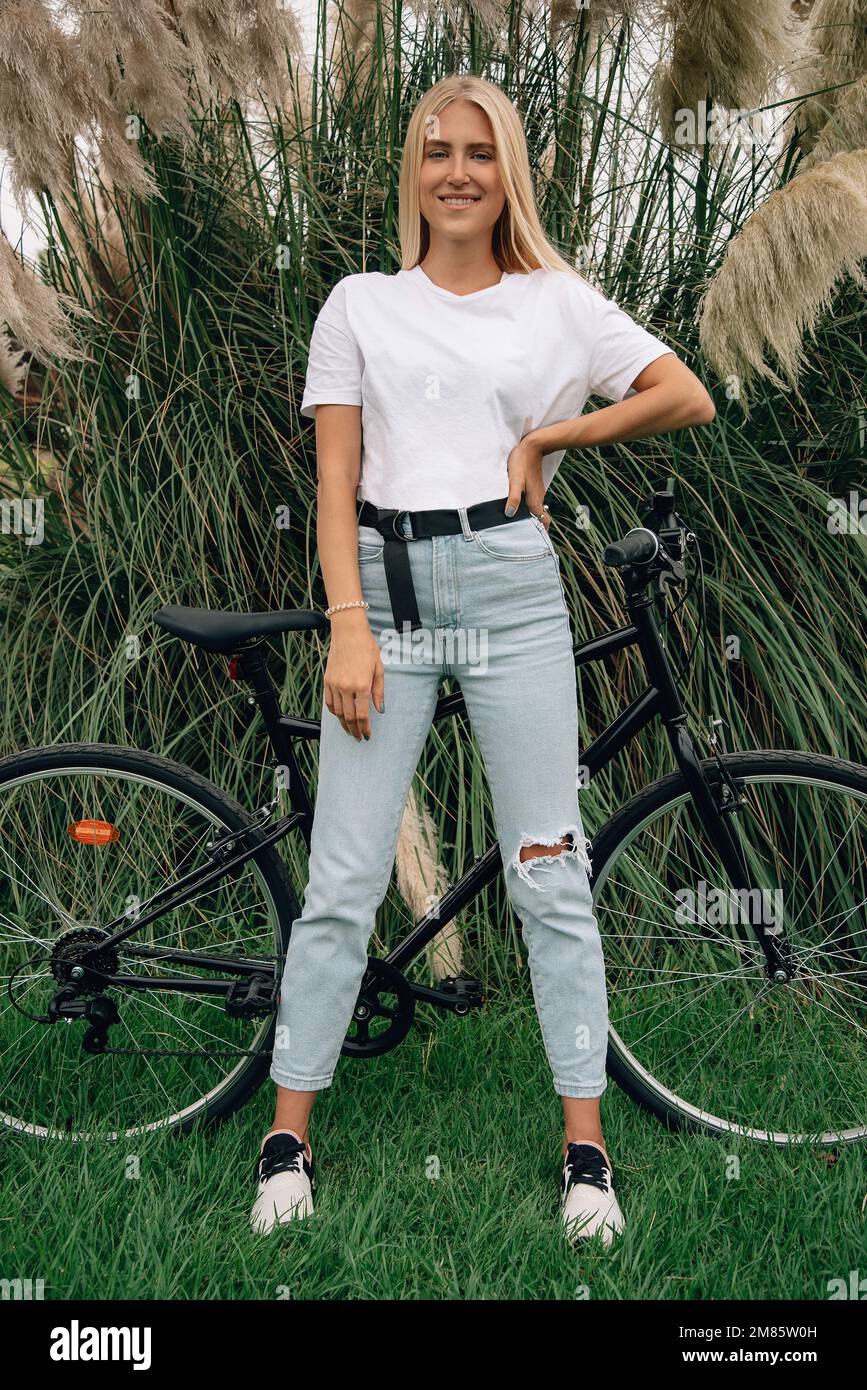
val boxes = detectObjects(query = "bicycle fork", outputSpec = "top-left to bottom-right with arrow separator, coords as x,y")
630,590 -> 795,982
666,718 -> 794,980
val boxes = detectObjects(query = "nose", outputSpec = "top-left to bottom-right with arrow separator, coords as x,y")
448,156 -> 474,181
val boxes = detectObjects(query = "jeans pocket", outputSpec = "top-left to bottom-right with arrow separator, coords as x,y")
528,513 -> 558,557
358,525 -> 386,563
472,515 -> 552,560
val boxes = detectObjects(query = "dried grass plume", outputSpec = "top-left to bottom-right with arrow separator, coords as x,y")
0,0 -> 162,210
784,0 -> 867,160
168,0 -> 303,108
60,0 -> 196,145
651,0 -> 795,150
697,148 -> 867,402
0,232 -> 94,363
395,786 -> 464,982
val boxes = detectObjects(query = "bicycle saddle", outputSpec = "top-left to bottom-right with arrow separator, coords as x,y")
153,603 -> 328,653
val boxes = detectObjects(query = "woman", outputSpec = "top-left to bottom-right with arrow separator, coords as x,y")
251,74 -> 715,1245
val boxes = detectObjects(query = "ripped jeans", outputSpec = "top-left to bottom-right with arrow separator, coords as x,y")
269,507 -> 609,1099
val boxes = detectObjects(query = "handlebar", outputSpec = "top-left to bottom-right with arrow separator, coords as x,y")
599,480 -> 712,736
602,527 -> 660,569
602,484 -> 687,578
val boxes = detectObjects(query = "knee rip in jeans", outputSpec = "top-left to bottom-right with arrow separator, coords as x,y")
510,823 -> 593,891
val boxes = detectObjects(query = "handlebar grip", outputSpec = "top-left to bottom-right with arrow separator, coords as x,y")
602,527 -> 660,569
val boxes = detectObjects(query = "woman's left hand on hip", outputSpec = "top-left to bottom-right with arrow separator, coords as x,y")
505,435 -> 550,528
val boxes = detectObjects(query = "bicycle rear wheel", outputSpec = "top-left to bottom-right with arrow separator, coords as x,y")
0,744 -> 298,1141
592,751 -> 867,1145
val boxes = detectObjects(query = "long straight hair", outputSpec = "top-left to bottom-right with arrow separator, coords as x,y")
397,74 -> 593,288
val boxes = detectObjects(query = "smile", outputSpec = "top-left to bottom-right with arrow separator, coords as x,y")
438,196 -> 480,206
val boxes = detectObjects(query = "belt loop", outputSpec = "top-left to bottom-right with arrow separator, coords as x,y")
457,505 -> 473,539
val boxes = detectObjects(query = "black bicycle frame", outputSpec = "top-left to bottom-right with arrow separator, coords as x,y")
80,559 -> 792,995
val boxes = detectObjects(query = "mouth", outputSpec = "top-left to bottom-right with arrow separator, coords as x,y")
437,195 -> 481,207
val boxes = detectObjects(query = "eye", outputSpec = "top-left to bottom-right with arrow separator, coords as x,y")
425,149 -> 494,161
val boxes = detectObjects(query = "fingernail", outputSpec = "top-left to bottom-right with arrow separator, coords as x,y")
379,701 -> 385,713
363,733 -> 370,740
505,503 -> 516,516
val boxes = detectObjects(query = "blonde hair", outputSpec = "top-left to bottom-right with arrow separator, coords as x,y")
398,75 -> 592,286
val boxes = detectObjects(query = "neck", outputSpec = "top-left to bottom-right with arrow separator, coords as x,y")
420,241 -> 502,292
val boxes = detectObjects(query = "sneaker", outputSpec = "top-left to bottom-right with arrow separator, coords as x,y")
561,1141 -> 624,1248
250,1129 -> 315,1234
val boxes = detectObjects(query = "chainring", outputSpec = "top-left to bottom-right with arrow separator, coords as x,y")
340,957 -> 415,1058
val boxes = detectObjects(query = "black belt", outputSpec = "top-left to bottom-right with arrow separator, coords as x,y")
357,494 -> 537,632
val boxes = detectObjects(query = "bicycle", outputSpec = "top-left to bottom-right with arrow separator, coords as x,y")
2,484 -> 865,1147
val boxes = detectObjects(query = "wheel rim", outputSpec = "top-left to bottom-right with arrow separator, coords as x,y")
0,764 -> 286,1140
593,770 -> 867,1143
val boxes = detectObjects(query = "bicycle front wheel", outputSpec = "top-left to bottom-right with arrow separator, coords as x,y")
592,751 -> 867,1145
0,743 -> 298,1142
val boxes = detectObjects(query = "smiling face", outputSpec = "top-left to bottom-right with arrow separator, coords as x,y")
418,98 -> 507,246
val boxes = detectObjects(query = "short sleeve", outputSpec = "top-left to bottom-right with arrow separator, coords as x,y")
586,288 -> 675,403
299,278 -> 364,418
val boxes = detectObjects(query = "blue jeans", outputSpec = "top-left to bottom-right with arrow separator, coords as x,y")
269,508 -> 609,1098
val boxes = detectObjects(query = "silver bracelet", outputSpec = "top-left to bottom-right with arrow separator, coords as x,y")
325,599 -> 370,619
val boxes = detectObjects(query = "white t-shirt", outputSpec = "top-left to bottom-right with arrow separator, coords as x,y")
300,264 -> 676,511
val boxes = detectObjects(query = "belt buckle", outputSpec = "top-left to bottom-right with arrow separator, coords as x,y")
392,509 -> 419,540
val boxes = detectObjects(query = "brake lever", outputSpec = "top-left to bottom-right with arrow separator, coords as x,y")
656,526 -> 687,596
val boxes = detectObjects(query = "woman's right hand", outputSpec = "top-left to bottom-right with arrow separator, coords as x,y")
323,616 -> 385,740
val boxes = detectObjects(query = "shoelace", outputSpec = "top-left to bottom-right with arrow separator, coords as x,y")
563,1144 -> 611,1196
256,1135 -> 308,1185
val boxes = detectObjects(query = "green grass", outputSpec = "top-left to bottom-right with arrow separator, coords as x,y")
2,988 -> 862,1300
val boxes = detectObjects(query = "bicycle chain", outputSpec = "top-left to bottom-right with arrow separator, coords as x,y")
92,1045 -> 273,1057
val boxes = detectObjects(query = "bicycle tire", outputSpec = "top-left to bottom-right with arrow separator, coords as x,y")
591,749 -> 867,1146
0,742 -> 300,1140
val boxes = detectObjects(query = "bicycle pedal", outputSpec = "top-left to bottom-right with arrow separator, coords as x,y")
438,975 -> 485,1007
225,974 -> 279,1018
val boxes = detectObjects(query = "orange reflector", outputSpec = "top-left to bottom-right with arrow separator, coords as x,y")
67,819 -> 120,846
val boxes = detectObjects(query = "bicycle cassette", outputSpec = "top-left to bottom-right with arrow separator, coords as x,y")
50,927 -> 118,996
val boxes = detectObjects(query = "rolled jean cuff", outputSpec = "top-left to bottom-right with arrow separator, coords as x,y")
270,1067 -> 333,1092
554,1077 -> 608,1099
